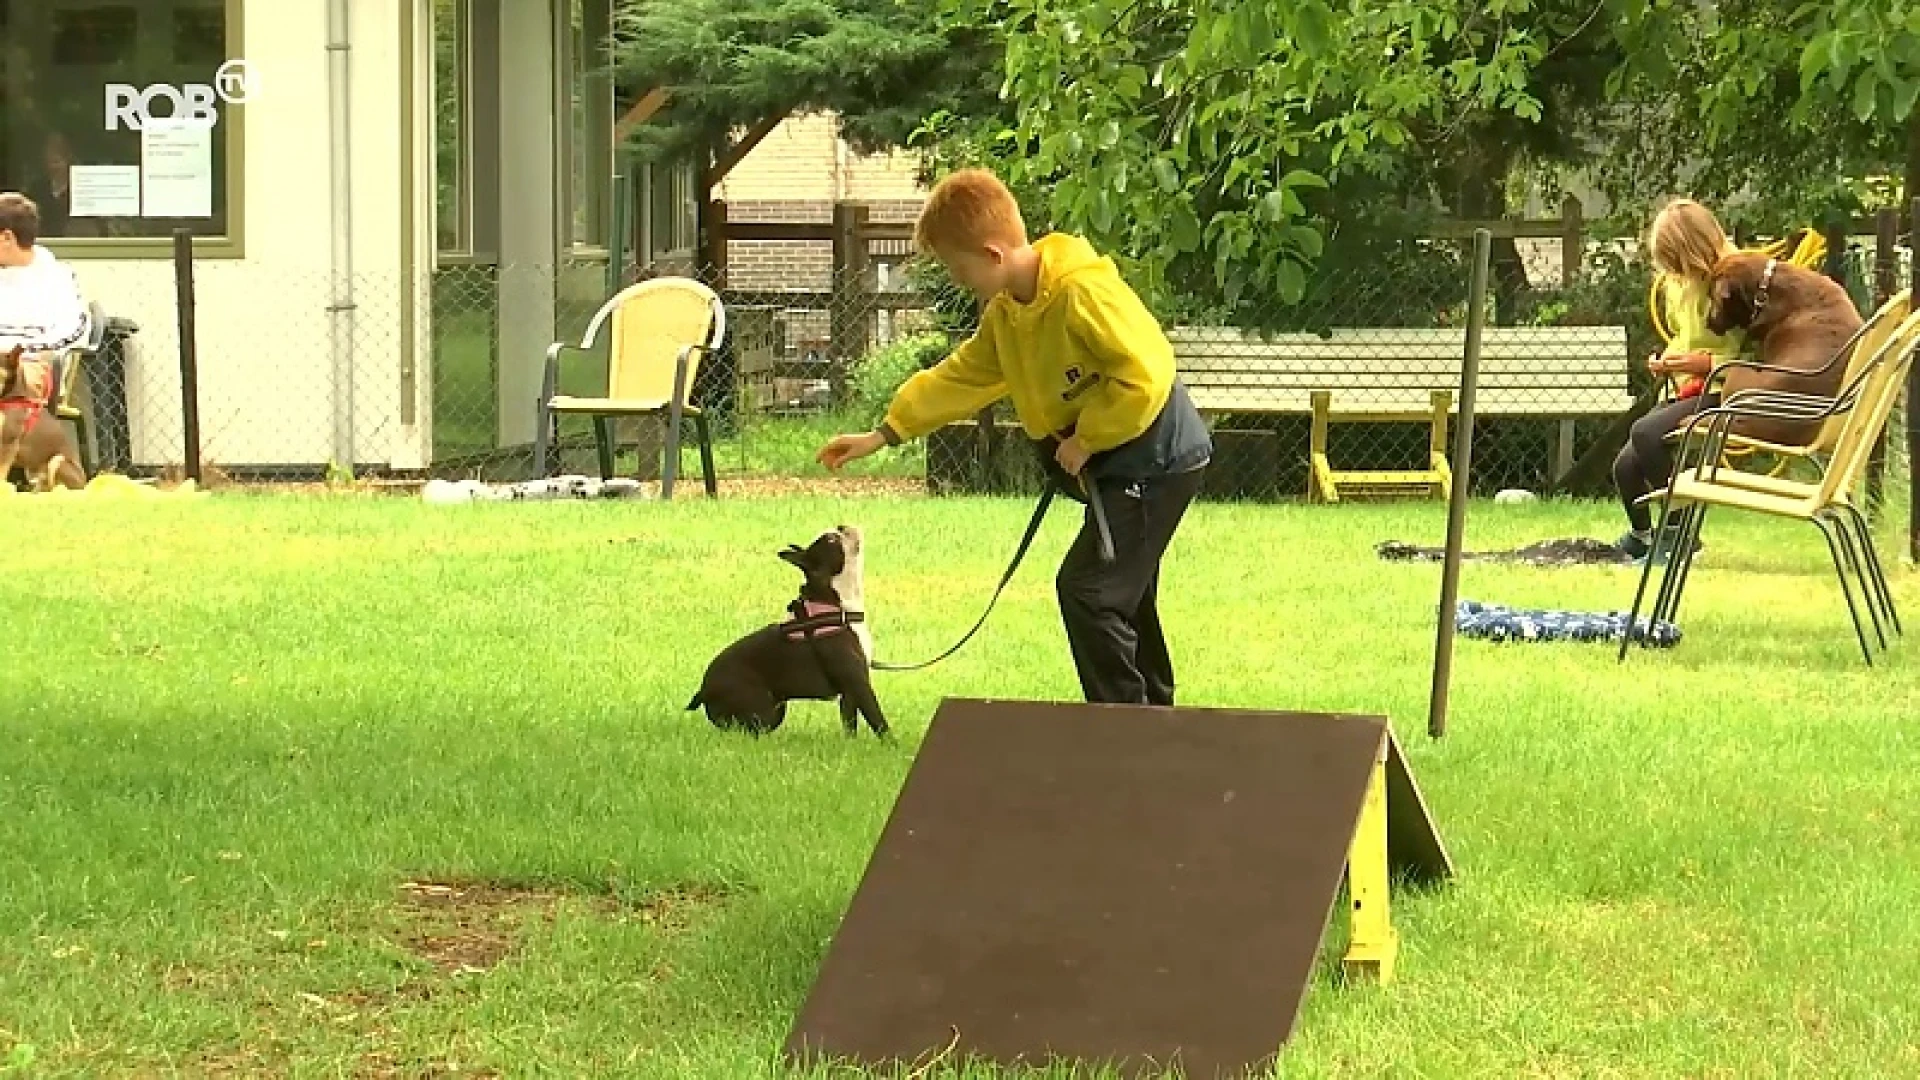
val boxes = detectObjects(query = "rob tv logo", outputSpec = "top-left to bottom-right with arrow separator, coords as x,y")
105,59 -> 256,132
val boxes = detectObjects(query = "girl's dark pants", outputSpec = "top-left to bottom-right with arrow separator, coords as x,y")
1055,467 -> 1207,706
1614,393 -> 1720,532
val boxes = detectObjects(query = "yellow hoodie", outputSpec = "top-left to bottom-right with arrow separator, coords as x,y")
881,233 -> 1175,453
1657,274 -> 1745,397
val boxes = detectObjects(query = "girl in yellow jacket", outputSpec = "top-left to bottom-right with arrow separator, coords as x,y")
1612,198 -> 1745,561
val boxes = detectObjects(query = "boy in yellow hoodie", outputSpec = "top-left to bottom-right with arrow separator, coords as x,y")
818,169 -> 1212,706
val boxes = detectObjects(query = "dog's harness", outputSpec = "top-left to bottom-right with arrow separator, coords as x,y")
0,361 -> 53,437
781,598 -> 865,643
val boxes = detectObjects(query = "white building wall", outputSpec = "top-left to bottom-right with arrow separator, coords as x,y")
62,0 -> 433,472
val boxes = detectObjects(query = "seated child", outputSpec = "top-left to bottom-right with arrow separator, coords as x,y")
0,192 -> 88,357
1612,198 -> 1743,560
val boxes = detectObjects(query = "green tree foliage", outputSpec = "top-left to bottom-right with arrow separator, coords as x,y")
963,0 -> 1643,326
608,0 -> 1008,165
1591,0 -> 1918,235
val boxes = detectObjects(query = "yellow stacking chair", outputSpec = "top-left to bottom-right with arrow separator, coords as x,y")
1665,288 -> 1912,489
534,276 -> 727,499
1619,309 -> 1920,666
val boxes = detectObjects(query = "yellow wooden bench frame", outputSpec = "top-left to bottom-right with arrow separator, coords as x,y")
1309,388 -> 1452,503
1168,324 -> 1633,501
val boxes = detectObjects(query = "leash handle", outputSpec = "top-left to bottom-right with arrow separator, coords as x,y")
870,483 -> 1058,673
1082,475 -> 1116,565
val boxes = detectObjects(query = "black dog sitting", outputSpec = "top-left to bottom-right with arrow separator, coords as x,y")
685,525 -> 890,739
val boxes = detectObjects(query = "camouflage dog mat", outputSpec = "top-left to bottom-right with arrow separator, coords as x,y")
1453,600 -> 1681,648
421,476 -> 650,503
1377,537 -> 1639,567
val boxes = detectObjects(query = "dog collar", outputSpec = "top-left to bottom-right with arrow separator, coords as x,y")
1754,257 -> 1777,313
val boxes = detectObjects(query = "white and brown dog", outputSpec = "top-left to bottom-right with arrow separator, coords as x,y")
685,524 -> 888,738
0,344 -> 86,492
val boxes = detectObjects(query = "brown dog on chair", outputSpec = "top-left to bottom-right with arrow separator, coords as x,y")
1704,252 -> 1864,446
0,345 -> 87,491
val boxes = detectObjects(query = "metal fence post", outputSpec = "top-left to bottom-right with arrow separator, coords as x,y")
1428,228 -> 1492,741
172,228 -> 202,485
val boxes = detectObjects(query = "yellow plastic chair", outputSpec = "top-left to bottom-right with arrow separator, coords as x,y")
1664,288 -> 1911,486
1619,309 -> 1920,666
534,277 -> 726,499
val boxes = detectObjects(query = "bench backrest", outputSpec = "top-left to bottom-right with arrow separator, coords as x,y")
1168,325 -> 1632,416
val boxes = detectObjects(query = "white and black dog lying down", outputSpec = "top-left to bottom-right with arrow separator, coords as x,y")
686,525 -> 890,739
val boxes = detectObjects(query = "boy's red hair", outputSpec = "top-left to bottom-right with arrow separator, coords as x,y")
914,168 -> 1026,255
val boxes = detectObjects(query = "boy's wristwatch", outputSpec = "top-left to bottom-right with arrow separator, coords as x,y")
877,423 -> 901,447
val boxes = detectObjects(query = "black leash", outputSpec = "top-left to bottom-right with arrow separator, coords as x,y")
869,475 -> 1114,673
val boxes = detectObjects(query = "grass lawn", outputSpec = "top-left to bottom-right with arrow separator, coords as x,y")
4,487 -> 1919,1078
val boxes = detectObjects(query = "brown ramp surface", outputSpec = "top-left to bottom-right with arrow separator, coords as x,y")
783,697 -> 1391,1079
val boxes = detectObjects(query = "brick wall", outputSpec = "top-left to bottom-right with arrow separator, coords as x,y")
722,198 -> 928,293
714,118 -> 934,370
715,112 -> 928,204
716,114 -> 927,294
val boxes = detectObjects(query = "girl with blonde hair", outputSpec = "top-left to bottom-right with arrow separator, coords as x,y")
1610,197 -> 1744,560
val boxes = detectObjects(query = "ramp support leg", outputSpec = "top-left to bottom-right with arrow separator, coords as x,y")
1341,735 -> 1398,984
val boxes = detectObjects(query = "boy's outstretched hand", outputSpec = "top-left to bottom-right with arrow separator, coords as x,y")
817,430 -> 887,471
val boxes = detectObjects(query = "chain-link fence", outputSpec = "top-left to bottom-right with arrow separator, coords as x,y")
36,222 -> 1916,525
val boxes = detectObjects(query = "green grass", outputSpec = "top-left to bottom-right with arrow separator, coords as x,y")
4,489 -> 1920,1078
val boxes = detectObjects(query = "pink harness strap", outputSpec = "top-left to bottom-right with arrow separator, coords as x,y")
783,600 -> 850,642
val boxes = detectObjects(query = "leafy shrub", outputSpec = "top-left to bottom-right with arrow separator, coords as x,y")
846,332 -> 953,427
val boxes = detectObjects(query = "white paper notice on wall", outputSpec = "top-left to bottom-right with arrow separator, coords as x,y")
70,166 -> 142,217
140,120 -> 214,218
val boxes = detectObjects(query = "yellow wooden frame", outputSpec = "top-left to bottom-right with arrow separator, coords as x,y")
1309,389 -> 1452,503
1340,732 -> 1399,982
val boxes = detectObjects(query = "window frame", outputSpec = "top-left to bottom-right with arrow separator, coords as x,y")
640,154 -> 698,265
557,0 -> 612,259
20,0 -> 249,261
433,0 -> 475,260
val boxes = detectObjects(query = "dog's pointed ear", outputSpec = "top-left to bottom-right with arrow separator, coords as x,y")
777,545 -> 808,568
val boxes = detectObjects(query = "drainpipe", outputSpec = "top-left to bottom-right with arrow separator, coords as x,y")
326,0 -> 356,472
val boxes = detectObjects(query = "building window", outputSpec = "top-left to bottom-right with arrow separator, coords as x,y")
434,0 -> 472,254
0,0 -> 241,249
643,155 -> 698,264
561,0 -> 611,251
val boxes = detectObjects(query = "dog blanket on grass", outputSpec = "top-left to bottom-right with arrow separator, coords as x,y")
1455,600 -> 1681,647
1378,537 -> 1638,567
421,475 -> 649,503
2,474 -> 207,499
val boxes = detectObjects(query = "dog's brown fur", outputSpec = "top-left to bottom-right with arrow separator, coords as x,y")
1704,252 -> 1863,445
0,345 -> 87,492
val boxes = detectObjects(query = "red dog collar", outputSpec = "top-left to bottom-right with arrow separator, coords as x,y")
0,397 -> 44,436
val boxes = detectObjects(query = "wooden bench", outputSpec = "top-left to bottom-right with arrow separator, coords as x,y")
1168,324 -> 1635,502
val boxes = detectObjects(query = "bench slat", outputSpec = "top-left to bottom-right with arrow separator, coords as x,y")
1168,323 -> 1632,417
1167,326 -> 1626,346
1173,343 -> 1625,363
1181,372 -> 1630,389
1187,388 -> 1633,415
